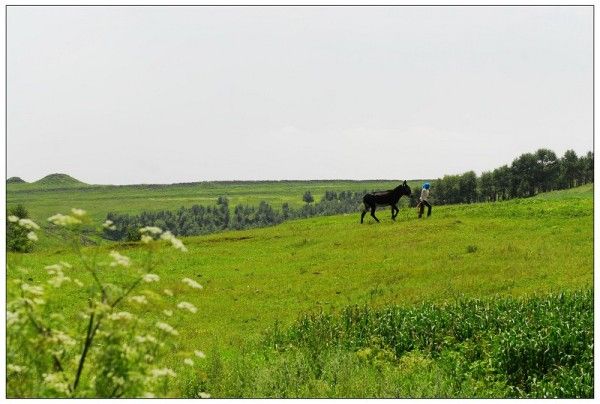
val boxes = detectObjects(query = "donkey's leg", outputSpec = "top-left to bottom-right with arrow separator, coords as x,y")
370,206 -> 380,222
360,206 -> 368,223
391,204 -> 399,220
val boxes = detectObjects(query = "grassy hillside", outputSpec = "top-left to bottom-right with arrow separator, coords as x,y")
8,184 -> 592,348
6,184 -> 593,397
7,179 -> 422,223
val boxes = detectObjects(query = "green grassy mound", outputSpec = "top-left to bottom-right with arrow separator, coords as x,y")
34,173 -> 86,187
7,176 -> 27,184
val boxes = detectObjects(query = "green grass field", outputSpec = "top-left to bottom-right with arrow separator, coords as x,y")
6,182 -> 593,397
7,178 -> 421,223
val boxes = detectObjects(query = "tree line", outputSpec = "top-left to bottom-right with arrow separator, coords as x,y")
432,149 -> 593,205
103,148 -> 592,241
8,148 -> 593,247
103,191 -> 370,241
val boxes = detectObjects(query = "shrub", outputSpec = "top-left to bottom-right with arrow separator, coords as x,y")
7,205 -> 38,253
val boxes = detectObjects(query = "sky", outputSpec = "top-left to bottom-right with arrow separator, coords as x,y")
7,6 -> 593,185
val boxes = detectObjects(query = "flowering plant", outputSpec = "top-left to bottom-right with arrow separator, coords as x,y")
7,209 -> 208,398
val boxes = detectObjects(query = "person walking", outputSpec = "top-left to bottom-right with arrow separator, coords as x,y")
418,182 -> 432,218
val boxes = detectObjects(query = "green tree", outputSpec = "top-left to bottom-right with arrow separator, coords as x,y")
217,196 -> 230,229
459,171 -> 478,203
534,149 -> 560,192
432,179 -> 445,205
282,202 -> 292,220
302,191 -> 314,204
492,165 -> 512,201
436,175 -> 461,205
479,171 -> 495,202
559,150 -> 580,189
511,153 -> 537,197
579,151 -> 594,185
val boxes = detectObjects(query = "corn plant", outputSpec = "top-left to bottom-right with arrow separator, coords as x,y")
265,291 -> 593,398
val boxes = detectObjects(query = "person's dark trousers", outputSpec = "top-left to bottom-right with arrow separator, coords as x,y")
418,200 -> 432,218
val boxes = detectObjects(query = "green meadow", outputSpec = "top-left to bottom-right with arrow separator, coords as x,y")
6,181 -> 594,398
7,176 -> 418,223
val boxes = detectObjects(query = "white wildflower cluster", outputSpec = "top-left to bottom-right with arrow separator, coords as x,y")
109,311 -> 135,322
182,277 -> 203,290
150,368 -> 177,378
18,218 -> 40,230
155,321 -> 179,336
160,231 -> 188,252
122,343 -> 138,361
11,217 -> 40,242
139,226 -> 188,251
177,301 -> 198,314
110,373 -> 125,387
128,295 -> 148,305
7,310 -> 21,327
7,364 -> 27,374
109,250 -> 131,267
140,226 -> 187,252
135,334 -> 157,344
140,226 -> 163,235
47,330 -> 77,347
47,213 -> 82,226
70,208 -> 86,217
42,372 -> 70,394
142,273 -> 160,283
139,226 -> 162,243
92,300 -> 112,315
45,263 -> 72,288
102,219 -> 117,231
7,213 -> 201,399
21,283 -> 44,296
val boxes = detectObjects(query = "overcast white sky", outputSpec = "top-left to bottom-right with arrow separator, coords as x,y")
7,6 -> 593,185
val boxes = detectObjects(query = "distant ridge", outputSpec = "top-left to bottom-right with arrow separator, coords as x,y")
7,176 -> 27,184
34,173 -> 86,186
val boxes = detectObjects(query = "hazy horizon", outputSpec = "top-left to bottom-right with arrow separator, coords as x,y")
7,144 -> 594,186
7,6 -> 593,185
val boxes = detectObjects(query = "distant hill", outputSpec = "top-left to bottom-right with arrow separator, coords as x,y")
7,177 -> 27,184
34,173 -> 86,187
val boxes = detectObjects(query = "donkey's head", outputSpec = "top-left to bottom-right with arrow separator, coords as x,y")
396,180 -> 411,197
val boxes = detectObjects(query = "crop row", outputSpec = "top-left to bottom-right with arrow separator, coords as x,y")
265,290 -> 593,397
